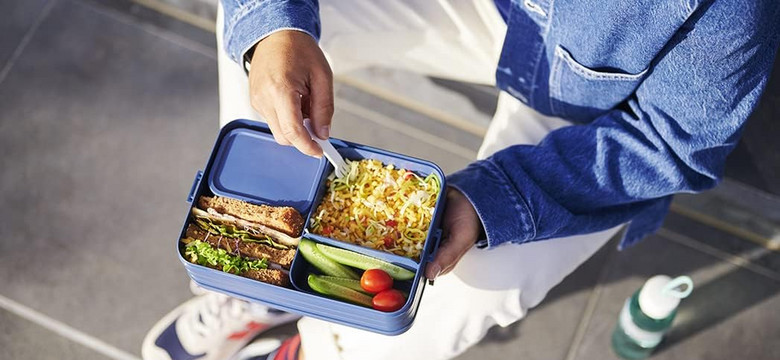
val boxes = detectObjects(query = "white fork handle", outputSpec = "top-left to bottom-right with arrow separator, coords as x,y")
303,119 -> 348,177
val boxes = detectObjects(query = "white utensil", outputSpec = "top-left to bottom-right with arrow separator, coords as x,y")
303,118 -> 349,178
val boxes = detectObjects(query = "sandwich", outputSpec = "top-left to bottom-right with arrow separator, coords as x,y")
194,196 -> 303,247
181,196 -> 304,287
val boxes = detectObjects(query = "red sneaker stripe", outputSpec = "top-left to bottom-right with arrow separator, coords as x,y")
227,321 -> 269,340
287,334 -> 301,360
273,334 -> 301,360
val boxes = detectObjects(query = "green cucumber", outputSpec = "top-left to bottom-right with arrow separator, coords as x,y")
299,239 -> 359,279
318,276 -> 370,294
316,243 -> 415,281
308,274 -> 373,307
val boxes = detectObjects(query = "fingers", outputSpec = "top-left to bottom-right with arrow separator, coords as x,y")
248,72 -> 292,147
263,108 -> 291,146
246,30 -> 333,157
308,67 -> 334,140
424,230 -> 472,280
274,90 -> 322,157
424,187 -> 482,282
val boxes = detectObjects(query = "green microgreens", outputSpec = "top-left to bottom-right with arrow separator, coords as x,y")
194,217 -> 288,249
184,240 -> 268,274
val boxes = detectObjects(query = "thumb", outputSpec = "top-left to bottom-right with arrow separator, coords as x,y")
308,68 -> 334,139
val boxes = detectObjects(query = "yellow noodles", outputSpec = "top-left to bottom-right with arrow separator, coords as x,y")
309,159 -> 440,260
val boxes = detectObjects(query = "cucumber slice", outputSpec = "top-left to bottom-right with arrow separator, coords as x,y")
318,276 -> 370,295
308,274 -> 373,308
316,243 -> 415,280
299,239 -> 359,279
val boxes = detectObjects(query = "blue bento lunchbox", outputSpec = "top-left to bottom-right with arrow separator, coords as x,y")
178,119 -> 446,335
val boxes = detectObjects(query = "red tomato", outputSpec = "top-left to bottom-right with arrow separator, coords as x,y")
385,220 -> 397,227
383,236 -> 394,248
360,269 -> 393,294
372,289 -> 406,312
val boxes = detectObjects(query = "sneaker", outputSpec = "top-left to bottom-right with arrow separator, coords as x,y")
142,292 -> 300,360
234,334 -> 301,360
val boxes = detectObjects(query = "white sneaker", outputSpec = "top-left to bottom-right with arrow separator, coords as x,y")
142,292 -> 300,360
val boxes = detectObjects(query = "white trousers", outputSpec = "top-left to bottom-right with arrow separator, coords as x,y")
216,2 -> 620,359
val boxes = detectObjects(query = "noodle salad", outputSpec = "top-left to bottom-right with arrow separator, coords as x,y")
309,159 -> 441,260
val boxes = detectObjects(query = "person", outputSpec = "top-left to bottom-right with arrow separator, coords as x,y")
142,0 -> 780,359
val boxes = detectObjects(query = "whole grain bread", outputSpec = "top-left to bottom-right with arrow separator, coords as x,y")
199,196 -> 304,237
242,269 -> 290,287
197,262 -> 289,287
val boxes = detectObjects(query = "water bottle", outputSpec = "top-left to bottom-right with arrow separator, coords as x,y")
611,275 -> 693,360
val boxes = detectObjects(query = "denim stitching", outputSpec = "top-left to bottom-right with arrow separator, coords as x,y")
224,1 -> 267,62
681,0 -> 697,18
548,48 -> 564,116
523,0 -> 547,17
531,0 -> 555,107
555,46 -> 649,81
486,161 -> 537,241
226,1 -> 317,63
543,0 -> 557,33
238,27 -> 318,70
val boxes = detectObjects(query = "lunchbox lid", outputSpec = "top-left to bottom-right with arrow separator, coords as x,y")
207,121 -> 326,216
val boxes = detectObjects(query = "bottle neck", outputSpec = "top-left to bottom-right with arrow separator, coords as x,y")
630,290 -> 677,332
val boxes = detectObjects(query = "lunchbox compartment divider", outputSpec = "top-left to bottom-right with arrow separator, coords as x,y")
302,233 -> 420,270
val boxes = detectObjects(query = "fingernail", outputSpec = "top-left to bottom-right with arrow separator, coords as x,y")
319,125 -> 330,139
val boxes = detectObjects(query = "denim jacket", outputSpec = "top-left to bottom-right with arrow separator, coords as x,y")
220,0 -> 780,249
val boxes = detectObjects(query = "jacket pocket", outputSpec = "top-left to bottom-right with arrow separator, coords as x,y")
549,45 -> 649,122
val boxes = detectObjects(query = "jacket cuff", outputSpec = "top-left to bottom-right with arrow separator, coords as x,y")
223,1 -> 320,64
448,160 -> 536,248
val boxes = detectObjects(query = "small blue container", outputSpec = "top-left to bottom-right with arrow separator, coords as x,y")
178,119 -> 446,335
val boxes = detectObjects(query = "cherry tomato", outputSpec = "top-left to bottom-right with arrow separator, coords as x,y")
360,269 -> 393,294
372,289 -> 406,312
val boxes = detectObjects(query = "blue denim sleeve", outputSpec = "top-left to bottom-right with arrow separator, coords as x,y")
449,0 -> 780,248
220,0 -> 321,63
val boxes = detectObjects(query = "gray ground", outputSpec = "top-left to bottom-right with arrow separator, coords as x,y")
1,1 -> 779,359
